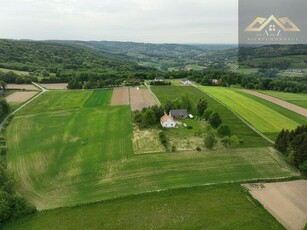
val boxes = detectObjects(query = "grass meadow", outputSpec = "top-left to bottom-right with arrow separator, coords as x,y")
259,90 -> 307,109
2,185 -> 283,230
6,89 -> 298,210
151,86 -> 269,147
200,87 -> 302,140
15,89 -> 112,115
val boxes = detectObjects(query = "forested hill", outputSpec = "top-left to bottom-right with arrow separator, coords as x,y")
0,39 -> 151,75
50,40 -> 236,71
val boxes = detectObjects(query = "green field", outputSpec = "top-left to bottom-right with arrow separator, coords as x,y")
6,89 -> 297,210
151,86 -> 269,147
2,185 -> 283,230
0,67 -> 29,75
16,89 -> 112,115
200,87 -> 301,139
259,91 -> 307,109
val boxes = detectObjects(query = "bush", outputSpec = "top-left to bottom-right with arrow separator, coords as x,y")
159,132 -> 168,149
217,124 -> 231,137
11,195 -> 36,219
204,108 -> 213,121
205,132 -> 216,149
221,136 -> 230,147
299,161 -> 307,173
230,135 -> 240,148
209,112 -> 222,128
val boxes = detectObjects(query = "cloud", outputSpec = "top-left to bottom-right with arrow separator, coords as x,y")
0,0 -> 238,43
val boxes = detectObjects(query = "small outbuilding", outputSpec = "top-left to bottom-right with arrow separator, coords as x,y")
169,109 -> 188,119
154,77 -> 164,82
181,78 -> 191,85
160,114 -> 176,128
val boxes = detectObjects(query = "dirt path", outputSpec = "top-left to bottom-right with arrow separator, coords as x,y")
0,82 -> 47,129
244,90 -> 307,117
40,83 -> 68,90
244,180 -> 307,230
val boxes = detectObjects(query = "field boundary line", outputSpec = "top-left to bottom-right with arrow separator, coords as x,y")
192,84 -> 274,144
144,82 -> 161,106
243,89 -> 307,117
0,82 -> 48,129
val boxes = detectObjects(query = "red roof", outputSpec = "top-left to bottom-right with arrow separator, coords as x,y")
160,114 -> 174,123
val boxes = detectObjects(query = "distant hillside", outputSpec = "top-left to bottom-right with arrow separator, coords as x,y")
51,40 -> 235,71
0,39 -> 148,75
239,45 -> 307,70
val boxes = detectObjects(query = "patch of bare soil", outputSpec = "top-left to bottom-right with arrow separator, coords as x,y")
129,88 -> 157,111
244,180 -> 307,230
244,90 -> 307,117
6,84 -> 38,91
111,87 -> 130,106
6,92 -> 37,103
40,83 -> 68,90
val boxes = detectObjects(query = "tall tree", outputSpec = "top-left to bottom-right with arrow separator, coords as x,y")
197,98 -> 208,117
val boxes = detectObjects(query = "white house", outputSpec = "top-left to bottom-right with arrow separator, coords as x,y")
160,114 -> 176,128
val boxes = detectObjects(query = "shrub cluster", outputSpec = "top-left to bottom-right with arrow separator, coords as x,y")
133,106 -> 164,129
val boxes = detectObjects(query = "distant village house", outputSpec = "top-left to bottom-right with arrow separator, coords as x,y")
154,77 -> 164,82
212,79 -> 219,85
181,78 -> 191,85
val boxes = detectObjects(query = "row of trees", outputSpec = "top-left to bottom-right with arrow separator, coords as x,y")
0,102 -> 36,224
275,126 -> 307,173
0,71 -> 38,84
198,100 -> 241,149
189,70 -> 307,93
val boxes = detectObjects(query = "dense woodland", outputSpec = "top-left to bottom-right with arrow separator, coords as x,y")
275,126 -> 307,173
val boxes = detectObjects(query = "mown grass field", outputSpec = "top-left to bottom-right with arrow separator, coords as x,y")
16,89 -> 112,115
2,185 -> 283,230
6,89 -> 298,210
241,92 -> 307,128
151,86 -> 269,147
259,91 -> 307,109
200,87 -> 301,139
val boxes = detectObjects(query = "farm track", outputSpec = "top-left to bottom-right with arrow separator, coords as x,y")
244,90 -> 307,117
0,82 -> 47,129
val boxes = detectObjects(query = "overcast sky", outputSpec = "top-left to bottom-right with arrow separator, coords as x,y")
0,0 -> 238,43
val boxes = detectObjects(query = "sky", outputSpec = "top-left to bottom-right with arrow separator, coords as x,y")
0,0 -> 238,44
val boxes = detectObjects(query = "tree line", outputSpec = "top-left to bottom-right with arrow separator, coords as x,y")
275,125 -> 307,173
189,70 -> 307,93
0,113 -> 36,224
